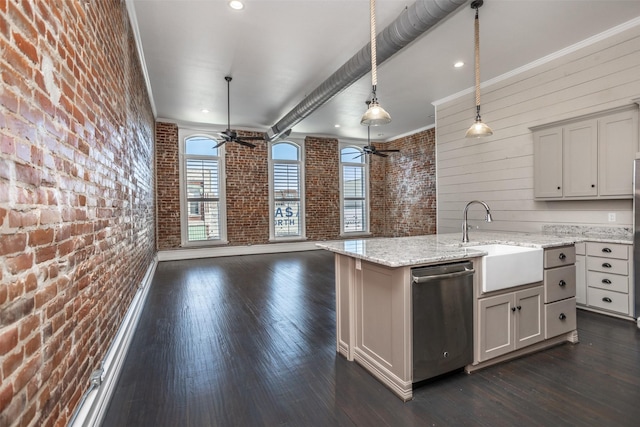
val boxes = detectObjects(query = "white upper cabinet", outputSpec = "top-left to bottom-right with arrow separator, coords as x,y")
532,106 -> 639,200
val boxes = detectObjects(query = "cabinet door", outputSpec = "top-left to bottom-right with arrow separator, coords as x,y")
533,127 -> 563,198
598,109 -> 639,197
478,293 -> 515,362
575,254 -> 587,305
563,119 -> 598,197
515,286 -> 544,349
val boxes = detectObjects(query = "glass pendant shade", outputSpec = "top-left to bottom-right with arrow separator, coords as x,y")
360,99 -> 392,126
465,118 -> 493,138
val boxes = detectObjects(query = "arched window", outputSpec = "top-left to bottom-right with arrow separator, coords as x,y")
180,131 -> 227,245
269,141 -> 305,240
340,145 -> 368,234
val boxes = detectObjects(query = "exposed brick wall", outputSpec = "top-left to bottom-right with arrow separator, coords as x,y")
0,1 -> 156,426
382,128 -> 437,236
305,136 -> 341,240
155,128 -> 437,248
225,131 -> 270,245
156,122 -> 180,249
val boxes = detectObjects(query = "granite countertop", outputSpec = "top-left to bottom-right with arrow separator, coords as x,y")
541,225 -> 633,245
316,231 -> 578,268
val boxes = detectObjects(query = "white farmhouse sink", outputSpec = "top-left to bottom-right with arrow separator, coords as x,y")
467,244 -> 543,292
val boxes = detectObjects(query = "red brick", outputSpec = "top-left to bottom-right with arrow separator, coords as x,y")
19,314 -> 40,340
14,353 -> 40,392
35,282 -> 57,309
23,333 -> 41,358
29,228 -> 54,246
5,252 -> 33,274
0,232 -> 27,255
12,30 -> 38,64
8,209 -> 38,228
2,347 -> 24,377
0,326 -> 18,356
0,383 -> 14,414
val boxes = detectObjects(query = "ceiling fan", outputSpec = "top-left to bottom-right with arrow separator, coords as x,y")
357,122 -> 400,158
214,76 -> 265,149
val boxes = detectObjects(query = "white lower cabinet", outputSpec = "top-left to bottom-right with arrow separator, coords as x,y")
575,243 -> 587,305
577,241 -> 633,317
477,286 -> 544,362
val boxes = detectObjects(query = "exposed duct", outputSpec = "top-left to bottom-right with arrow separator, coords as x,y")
266,0 -> 467,142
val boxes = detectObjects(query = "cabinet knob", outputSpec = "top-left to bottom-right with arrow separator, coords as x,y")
602,278 -> 612,284
517,305 -> 522,311
559,280 -> 566,287
602,263 -> 612,268
602,297 -> 613,303
591,184 -> 595,188
511,307 -> 516,312
602,247 -> 612,253
557,186 -> 561,190
558,253 -> 566,260
559,313 -> 567,320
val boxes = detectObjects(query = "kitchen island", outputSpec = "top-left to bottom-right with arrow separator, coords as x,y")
317,232 -> 580,401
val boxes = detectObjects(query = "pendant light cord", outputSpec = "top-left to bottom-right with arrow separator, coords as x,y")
473,7 -> 481,112
370,0 -> 377,90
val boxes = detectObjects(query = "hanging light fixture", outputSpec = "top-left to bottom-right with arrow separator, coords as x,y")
361,0 -> 391,126
465,0 -> 493,138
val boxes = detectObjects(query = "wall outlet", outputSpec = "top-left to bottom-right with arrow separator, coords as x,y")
608,213 -> 616,222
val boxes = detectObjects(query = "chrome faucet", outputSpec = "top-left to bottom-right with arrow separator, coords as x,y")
462,200 -> 493,242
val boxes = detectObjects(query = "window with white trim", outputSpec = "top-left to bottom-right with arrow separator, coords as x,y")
340,145 -> 369,234
180,132 -> 227,245
269,141 -> 305,240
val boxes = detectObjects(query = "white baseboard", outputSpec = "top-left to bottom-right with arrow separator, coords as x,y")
157,240 -> 322,261
69,256 -> 158,427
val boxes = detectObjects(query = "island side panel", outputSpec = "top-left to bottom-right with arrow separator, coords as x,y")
335,253 -> 356,360
354,261 -> 413,400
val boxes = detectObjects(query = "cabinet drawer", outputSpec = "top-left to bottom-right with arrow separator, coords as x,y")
587,271 -> 629,293
543,265 -> 576,303
587,287 -> 629,315
586,256 -> 628,275
544,246 -> 576,269
586,242 -> 629,260
545,298 -> 576,339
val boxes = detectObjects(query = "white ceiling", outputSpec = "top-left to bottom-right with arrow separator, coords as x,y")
128,0 -> 640,142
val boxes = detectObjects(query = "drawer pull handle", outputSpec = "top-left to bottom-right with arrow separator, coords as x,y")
602,247 -> 612,253
602,263 -> 612,268
559,313 -> 567,320
558,253 -> 566,260
602,279 -> 612,285
602,297 -> 613,303
559,280 -> 566,287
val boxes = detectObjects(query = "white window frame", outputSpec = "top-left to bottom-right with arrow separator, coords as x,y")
268,139 -> 306,241
339,142 -> 370,237
178,128 -> 228,246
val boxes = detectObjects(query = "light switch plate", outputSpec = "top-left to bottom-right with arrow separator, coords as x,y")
608,213 -> 616,222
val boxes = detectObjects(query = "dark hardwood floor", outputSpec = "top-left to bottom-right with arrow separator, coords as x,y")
102,250 -> 640,426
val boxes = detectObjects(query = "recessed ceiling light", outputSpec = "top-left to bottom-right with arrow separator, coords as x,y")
201,109 -> 210,113
454,61 -> 464,68
334,124 -> 340,128
229,1 -> 244,10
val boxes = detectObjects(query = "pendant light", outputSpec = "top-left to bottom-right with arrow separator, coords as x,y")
465,0 -> 493,138
361,0 -> 391,126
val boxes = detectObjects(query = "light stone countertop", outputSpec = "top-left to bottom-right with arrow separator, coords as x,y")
316,231 -> 579,268
541,225 -> 633,245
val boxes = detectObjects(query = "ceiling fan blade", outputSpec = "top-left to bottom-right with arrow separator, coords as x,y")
235,139 -> 256,148
377,149 -> 400,153
352,153 -> 365,159
213,140 -> 227,149
373,152 -> 389,157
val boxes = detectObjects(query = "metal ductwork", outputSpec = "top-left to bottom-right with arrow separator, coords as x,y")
266,0 -> 467,142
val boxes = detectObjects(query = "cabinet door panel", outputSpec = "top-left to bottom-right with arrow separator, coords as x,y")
563,120 -> 598,197
598,109 -> 639,196
515,286 -> 544,349
478,294 -> 514,362
533,127 -> 563,198
575,255 -> 587,305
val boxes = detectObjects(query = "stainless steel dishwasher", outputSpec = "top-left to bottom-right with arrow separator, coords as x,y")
412,261 -> 474,383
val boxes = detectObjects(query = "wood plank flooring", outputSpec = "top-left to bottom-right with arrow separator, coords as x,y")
102,251 -> 640,426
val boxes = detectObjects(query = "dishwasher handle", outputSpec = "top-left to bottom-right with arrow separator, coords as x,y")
412,268 -> 475,284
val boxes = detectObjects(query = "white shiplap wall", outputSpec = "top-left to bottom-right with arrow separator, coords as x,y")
435,21 -> 640,234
